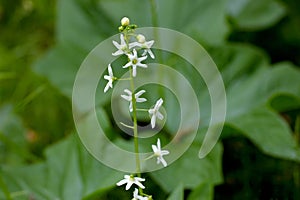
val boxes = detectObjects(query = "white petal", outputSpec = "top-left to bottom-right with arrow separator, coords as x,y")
121,94 -> 131,101
134,181 -> 145,189
160,156 -> 167,167
136,97 -> 147,103
132,49 -> 138,57
148,49 -> 155,59
138,55 -> 148,62
156,111 -> 164,120
152,144 -> 158,153
161,150 -> 170,155
156,98 -> 163,107
108,64 -> 113,76
132,66 -> 137,77
104,75 -> 111,80
147,40 -> 154,47
135,90 -> 145,97
124,89 -> 132,96
129,42 -> 140,49
148,108 -> 154,115
151,115 -> 156,128
112,40 -> 121,49
133,188 -> 139,198
137,63 -> 148,68
120,34 -> 125,44
123,61 -> 132,69
135,177 -> 145,182
104,82 -> 112,93
129,102 -> 133,112
116,179 -> 128,186
157,138 -> 161,150
112,50 -> 123,56
125,181 -> 134,190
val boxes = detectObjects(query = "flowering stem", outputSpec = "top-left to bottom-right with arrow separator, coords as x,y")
129,67 -> 142,179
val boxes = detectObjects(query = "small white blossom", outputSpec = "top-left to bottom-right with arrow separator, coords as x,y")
103,64 -> 115,93
148,98 -> 163,128
121,17 -> 130,26
121,89 -> 147,112
129,34 -> 155,59
112,34 -> 128,56
132,188 -> 148,200
152,138 -> 169,167
123,49 -> 147,77
116,175 -> 145,190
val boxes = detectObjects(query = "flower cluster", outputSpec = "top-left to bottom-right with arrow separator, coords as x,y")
103,17 -> 169,200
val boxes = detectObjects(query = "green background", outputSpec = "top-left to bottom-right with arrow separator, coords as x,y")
1,0 -> 300,199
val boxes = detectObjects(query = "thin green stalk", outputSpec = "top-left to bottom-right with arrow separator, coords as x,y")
129,67 -> 141,177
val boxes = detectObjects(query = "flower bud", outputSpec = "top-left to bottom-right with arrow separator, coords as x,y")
137,34 -> 146,43
121,17 -> 130,26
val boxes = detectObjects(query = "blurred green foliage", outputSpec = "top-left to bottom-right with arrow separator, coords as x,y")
0,0 -> 300,199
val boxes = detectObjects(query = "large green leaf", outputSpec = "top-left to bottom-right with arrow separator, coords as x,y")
187,183 -> 214,200
150,142 -> 223,192
227,107 -> 300,162
1,134 -> 124,200
167,184 -> 184,200
226,0 -> 286,30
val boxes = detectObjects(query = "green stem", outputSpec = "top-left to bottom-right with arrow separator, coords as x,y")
129,68 -> 141,177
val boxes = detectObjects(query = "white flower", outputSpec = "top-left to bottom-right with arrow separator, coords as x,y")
123,49 -> 147,77
148,98 -> 163,128
112,34 -> 128,56
116,175 -> 145,190
129,34 -> 155,59
121,89 -> 147,112
152,138 -> 169,167
103,64 -> 115,93
121,17 -> 130,26
132,188 -> 148,200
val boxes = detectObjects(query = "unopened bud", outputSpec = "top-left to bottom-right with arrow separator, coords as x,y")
121,17 -> 130,26
137,34 -> 146,43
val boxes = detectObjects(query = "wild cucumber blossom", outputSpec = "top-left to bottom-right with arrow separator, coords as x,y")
148,98 -> 164,128
133,188 -> 148,200
123,49 -> 147,77
121,89 -> 147,112
112,34 -> 129,56
103,64 -> 115,93
116,175 -> 145,190
152,138 -> 169,167
130,34 -> 155,59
